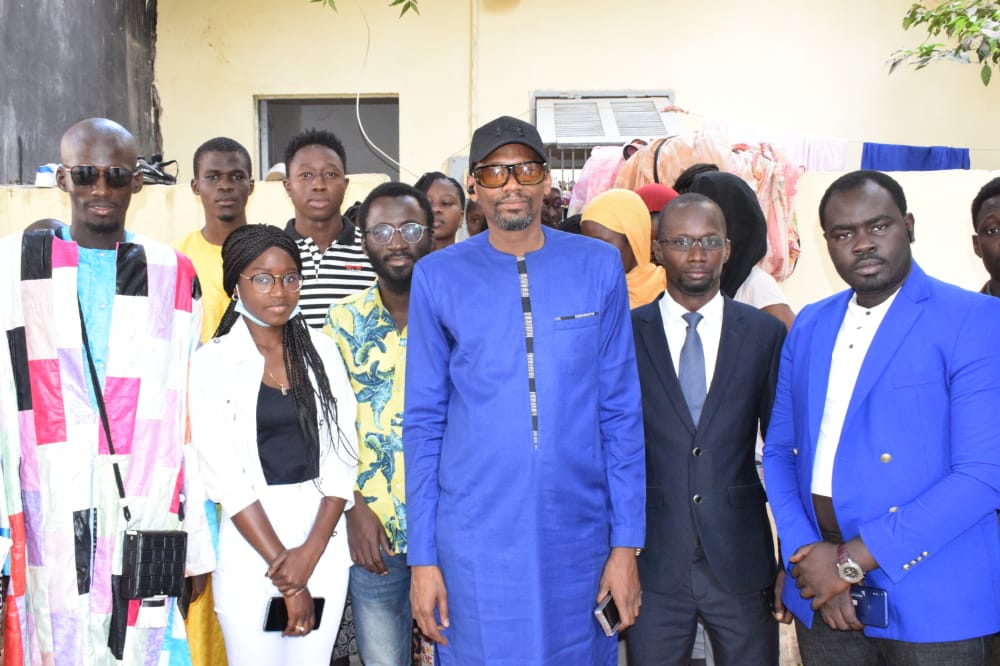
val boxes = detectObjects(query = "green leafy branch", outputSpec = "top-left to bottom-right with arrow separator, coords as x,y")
310,0 -> 419,17
889,1 -> 1000,85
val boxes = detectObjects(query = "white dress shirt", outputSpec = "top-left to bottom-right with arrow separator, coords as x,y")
811,289 -> 900,496
658,290 -> 725,392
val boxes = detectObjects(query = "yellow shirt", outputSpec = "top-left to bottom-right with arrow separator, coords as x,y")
324,284 -> 408,553
175,230 -> 228,343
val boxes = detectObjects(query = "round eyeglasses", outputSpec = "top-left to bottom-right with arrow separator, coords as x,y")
365,222 -> 428,245
471,161 -> 548,189
240,272 -> 303,293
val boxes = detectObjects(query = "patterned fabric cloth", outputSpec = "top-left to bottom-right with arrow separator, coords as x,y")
0,230 -> 213,665
284,219 -> 376,329
325,284 -> 408,553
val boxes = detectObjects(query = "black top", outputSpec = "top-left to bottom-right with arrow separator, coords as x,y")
256,383 -> 316,485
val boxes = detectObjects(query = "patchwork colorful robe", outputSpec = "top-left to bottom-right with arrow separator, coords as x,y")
0,230 -> 213,665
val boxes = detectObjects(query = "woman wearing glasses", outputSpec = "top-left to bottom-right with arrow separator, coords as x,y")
189,224 -> 358,665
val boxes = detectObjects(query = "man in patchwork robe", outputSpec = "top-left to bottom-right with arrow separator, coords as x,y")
0,118 -> 214,665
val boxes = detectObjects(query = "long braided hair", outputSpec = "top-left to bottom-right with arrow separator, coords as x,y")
215,224 -> 349,470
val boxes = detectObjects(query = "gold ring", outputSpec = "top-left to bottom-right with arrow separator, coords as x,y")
295,625 -> 305,631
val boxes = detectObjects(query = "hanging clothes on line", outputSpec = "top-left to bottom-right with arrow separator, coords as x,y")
861,142 -> 970,171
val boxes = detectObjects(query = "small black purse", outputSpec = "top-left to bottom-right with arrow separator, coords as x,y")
80,304 -> 187,599
120,530 -> 187,598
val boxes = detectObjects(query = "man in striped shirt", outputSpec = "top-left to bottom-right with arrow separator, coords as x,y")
282,128 -> 376,327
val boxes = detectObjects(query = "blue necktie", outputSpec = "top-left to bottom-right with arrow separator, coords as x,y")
679,311 -> 706,424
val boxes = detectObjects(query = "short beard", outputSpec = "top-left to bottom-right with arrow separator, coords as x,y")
84,219 -> 124,236
217,212 -> 237,223
493,214 -> 532,232
372,256 -> 415,294
376,271 -> 412,295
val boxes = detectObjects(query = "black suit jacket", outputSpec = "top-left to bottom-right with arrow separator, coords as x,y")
632,294 -> 785,595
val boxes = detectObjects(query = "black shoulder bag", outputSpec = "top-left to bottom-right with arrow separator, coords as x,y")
79,304 -> 187,599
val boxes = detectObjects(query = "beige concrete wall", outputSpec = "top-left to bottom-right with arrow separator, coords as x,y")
155,0 -> 1000,183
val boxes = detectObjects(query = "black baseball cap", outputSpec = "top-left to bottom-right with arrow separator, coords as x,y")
469,116 -> 547,167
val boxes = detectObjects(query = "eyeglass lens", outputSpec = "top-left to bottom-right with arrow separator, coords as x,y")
68,165 -> 135,189
661,236 -> 726,251
473,162 -> 546,188
245,272 -> 303,292
368,222 -> 426,244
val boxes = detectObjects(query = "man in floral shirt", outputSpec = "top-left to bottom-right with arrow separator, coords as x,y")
325,182 -> 433,666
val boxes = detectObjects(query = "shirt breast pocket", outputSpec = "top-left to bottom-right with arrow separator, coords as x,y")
552,312 -> 600,376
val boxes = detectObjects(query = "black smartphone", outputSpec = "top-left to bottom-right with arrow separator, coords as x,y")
263,595 -> 326,632
594,593 -> 621,637
850,584 -> 888,628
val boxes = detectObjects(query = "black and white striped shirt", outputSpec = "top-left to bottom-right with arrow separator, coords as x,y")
284,218 -> 376,328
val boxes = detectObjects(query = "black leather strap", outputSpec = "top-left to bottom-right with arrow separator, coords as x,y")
78,302 -> 131,522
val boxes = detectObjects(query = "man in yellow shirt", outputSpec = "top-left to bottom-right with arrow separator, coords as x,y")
175,137 -> 254,342
173,137 -> 254,666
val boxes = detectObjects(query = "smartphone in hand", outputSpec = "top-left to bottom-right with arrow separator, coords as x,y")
263,595 -> 326,632
850,585 -> 888,628
594,593 -> 621,637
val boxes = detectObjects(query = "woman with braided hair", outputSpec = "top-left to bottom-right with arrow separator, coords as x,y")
189,224 -> 358,665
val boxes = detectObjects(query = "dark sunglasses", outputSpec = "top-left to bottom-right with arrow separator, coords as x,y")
65,165 -> 135,189
471,161 -> 547,189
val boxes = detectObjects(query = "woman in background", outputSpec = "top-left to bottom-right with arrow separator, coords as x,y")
580,188 -> 667,309
465,199 -> 487,236
190,224 -> 357,665
415,171 -> 466,250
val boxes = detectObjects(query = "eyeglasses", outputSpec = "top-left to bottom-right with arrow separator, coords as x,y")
365,222 -> 428,245
657,235 -> 727,252
240,272 -> 303,293
65,165 -> 135,189
471,161 -> 547,189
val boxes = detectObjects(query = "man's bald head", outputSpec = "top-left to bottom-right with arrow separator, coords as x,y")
57,118 -> 142,248
60,118 -> 138,166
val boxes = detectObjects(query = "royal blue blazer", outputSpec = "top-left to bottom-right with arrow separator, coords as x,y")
763,262 -> 1000,641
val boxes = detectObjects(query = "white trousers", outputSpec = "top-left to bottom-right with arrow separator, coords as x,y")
213,481 -> 350,665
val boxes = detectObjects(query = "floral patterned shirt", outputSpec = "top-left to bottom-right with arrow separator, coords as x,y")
324,283 -> 408,553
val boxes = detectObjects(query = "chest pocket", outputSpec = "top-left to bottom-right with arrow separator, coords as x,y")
552,312 -> 600,376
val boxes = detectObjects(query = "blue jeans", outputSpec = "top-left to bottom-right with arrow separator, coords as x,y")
349,550 -> 412,666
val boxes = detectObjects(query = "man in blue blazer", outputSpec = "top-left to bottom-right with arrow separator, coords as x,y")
763,170 -> 1000,663
627,193 -> 786,665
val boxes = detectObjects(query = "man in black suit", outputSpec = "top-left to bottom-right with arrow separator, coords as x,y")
626,193 -> 786,665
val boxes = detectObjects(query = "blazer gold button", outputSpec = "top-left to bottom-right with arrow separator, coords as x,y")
692,447 -> 702,457
922,551 -> 929,557
692,494 -> 702,504
880,453 -> 892,463
888,506 -> 898,513
792,448 -> 799,455
902,563 -> 910,570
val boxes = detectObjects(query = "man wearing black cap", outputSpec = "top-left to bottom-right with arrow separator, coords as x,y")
403,116 -> 646,664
